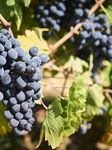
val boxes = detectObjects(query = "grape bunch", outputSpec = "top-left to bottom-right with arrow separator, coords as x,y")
33,0 -> 95,38
72,13 -> 112,73
0,28 -> 48,136
34,0 -> 66,33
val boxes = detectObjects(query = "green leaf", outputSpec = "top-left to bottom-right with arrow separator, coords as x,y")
35,98 -> 64,149
75,71 -> 93,85
0,102 -> 11,135
6,0 -> 15,6
14,4 -> 22,30
23,0 -> 31,7
61,80 -> 86,137
64,56 -> 88,73
17,29 -> 49,54
82,84 -> 105,119
36,80 -> 86,149
99,0 -> 112,24
100,61 -> 112,87
0,1 -> 12,20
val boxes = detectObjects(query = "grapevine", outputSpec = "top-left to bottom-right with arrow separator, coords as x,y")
0,0 -> 112,150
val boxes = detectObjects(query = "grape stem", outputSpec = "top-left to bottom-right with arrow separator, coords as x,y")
42,48 -> 74,71
105,92 -> 112,104
39,81 -> 68,89
48,0 -> 105,55
0,14 -> 14,38
103,89 -> 112,104
39,81 -> 65,99
103,89 -> 112,93
39,99 -> 48,110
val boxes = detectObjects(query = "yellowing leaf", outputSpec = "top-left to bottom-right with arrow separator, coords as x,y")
0,102 -> 11,136
64,56 -> 88,73
17,29 -> 49,54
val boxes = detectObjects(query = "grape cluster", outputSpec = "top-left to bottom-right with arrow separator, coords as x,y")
0,29 -> 48,136
79,120 -> 92,134
33,0 -> 95,37
73,13 -> 112,72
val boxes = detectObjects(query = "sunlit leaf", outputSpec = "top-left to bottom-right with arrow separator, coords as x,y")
82,84 -> 105,119
36,80 -> 86,149
17,29 -> 49,54
0,102 -> 11,136
14,4 -> 22,30
23,0 -> 31,7
64,56 -> 88,73
6,0 -> 15,6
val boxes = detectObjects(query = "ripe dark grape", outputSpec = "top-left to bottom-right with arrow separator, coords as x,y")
10,118 -> 19,127
29,46 -> 39,57
3,109 -> 14,120
14,61 -> 26,73
13,126 -> 25,136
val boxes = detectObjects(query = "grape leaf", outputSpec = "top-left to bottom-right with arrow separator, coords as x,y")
23,0 -> 31,7
75,71 -> 93,85
99,0 -> 112,24
82,84 -> 105,119
35,98 -> 64,149
6,0 -> 15,6
100,61 -> 112,87
64,56 -> 88,73
61,80 -> 86,138
36,80 -> 86,149
14,4 -> 22,30
0,1 -> 12,20
0,102 -> 11,135
17,29 -> 49,54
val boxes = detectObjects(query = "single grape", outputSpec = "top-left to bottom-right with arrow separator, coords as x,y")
25,123 -> 32,131
28,117 -> 35,124
16,91 -> 25,102
2,99 -> 10,108
0,91 -> 4,101
11,104 -> 20,113
16,75 -> 27,89
15,47 -> 25,58
14,61 -> 26,73
3,109 -> 14,120
15,112 -> 24,120
38,53 -> 48,64
1,73 -> 11,85
10,118 -> 19,127
13,126 -> 25,136
7,49 -> 18,60
32,91 -> 41,100
25,89 -> 34,98
9,97 -> 17,105
20,102 -> 30,112
4,40 -> 12,51
29,46 -> 39,57
0,43 -> 4,52
0,56 -> 6,66
24,109 -> 33,119
20,119 -> 28,129
26,65 -> 36,76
